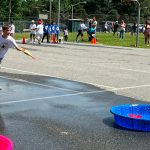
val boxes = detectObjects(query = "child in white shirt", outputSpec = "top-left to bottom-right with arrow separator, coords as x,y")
63,27 -> 68,42
0,25 -> 35,64
36,19 -> 44,44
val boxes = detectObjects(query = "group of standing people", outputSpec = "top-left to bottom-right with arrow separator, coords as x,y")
87,17 -> 97,41
112,20 -> 126,39
29,19 -> 60,44
113,18 -> 150,46
76,17 -> 97,42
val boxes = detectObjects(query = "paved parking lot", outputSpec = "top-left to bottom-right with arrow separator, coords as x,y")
0,43 -> 150,150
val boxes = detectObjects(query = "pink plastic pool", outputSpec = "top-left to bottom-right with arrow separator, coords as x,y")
0,135 -> 13,150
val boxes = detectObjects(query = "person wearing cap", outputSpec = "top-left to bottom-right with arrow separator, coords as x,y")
113,21 -> 119,36
36,19 -> 44,44
29,20 -> 36,43
0,25 -> 35,67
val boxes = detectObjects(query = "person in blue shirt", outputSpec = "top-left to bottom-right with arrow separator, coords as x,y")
48,22 -> 52,43
51,22 -> 55,34
87,26 -> 95,41
51,22 -> 57,43
42,20 -> 49,43
55,23 -> 60,43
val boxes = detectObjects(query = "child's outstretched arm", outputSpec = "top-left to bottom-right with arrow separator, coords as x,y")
15,46 -> 36,59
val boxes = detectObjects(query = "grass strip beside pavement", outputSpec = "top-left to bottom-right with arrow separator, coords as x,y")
15,32 -> 148,48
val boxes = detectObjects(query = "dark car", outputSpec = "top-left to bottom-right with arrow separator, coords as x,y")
59,23 -> 67,31
126,23 -> 145,33
126,23 -> 133,32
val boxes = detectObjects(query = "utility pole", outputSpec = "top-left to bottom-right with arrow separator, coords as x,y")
49,0 -> 51,23
9,0 -> 11,22
58,0 -> 60,25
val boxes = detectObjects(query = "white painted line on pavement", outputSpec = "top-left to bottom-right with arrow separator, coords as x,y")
0,90 -> 105,105
120,68 -> 150,74
2,66 -> 150,97
112,84 -> 150,91
1,67 -> 115,89
0,75 -> 80,93
1,83 -> 150,105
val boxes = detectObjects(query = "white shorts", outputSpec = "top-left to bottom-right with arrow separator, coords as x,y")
36,33 -> 43,39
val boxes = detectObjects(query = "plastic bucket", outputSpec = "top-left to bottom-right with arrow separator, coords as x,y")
0,135 -> 13,150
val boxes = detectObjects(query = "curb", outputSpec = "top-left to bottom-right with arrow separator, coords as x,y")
16,40 -> 148,51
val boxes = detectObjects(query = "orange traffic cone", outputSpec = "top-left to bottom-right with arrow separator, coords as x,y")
22,36 -> 26,44
52,34 -> 56,43
92,38 -> 96,44
94,38 -> 96,44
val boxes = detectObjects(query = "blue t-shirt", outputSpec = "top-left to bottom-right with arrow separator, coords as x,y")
48,24 -> 52,35
51,25 -> 56,34
55,25 -> 60,35
43,24 -> 49,34
88,27 -> 95,34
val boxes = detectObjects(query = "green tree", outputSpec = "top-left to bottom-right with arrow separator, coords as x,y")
0,0 -> 149,22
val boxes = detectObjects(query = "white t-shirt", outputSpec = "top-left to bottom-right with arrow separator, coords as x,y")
64,30 -> 68,36
10,24 -> 15,34
79,23 -> 87,30
0,26 -> 2,35
36,24 -> 44,34
92,20 -> 97,30
30,23 -> 37,34
0,35 -> 17,59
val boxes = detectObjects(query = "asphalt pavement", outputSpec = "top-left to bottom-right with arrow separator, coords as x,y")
0,41 -> 150,150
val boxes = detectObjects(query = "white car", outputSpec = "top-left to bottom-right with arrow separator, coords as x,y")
139,24 -> 144,32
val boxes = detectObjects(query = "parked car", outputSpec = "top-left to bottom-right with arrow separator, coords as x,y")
59,23 -> 67,31
139,24 -> 144,33
99,21 -> 114,32
126,23 -> 133,32
127,23 -> 145,33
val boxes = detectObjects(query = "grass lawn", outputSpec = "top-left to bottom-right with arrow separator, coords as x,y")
15,31 -> 149,49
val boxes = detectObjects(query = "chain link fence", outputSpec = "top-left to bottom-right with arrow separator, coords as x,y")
0,13 -> 147,33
